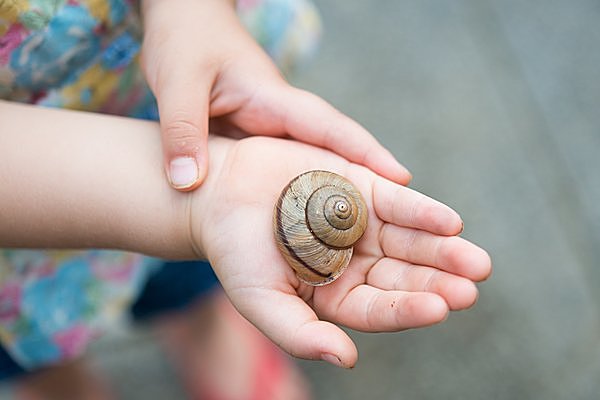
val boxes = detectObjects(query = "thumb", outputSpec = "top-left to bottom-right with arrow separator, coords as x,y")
141,0 -> 212,192
154,73 -> 211,191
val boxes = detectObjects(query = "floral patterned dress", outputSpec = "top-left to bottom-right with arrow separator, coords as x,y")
0,0 -> 320,371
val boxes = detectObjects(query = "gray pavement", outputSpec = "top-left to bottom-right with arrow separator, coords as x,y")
5,1 -> 599,399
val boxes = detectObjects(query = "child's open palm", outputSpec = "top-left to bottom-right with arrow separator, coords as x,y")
194,136 -> 491,368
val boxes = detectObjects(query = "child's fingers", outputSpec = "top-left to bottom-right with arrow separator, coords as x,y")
142,25 -> 216,191
329,284 -> 449,332
141,0 -> 219,191
373,176 -> 463,235
231,286 -> 358,368
146,53 -> 212,191
379,226 -> 492,282
366,258 -> 479,310
277,87 -> 412,185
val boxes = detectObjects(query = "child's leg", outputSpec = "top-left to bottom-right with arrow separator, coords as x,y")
153,290 -> 311,400
12,359 -> 114,400
130,260 -> 310,399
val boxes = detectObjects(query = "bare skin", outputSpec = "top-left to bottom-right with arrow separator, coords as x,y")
193,135 -> 491,368
2,2 -> 488,395
155,291 -> 312,400
13,360 -> 114,400
140,0 -> 411,190
1,102 -> 491,369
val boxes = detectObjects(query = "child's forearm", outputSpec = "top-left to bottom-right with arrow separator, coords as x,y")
0,101 -> 200,259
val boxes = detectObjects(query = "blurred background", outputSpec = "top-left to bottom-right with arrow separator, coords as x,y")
5,0 -> 598,399
289,1 -> 600,398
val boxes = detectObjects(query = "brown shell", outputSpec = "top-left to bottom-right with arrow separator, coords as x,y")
273,170 -> 368,286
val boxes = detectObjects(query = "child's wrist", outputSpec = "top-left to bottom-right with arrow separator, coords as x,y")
186,135 -> 235,261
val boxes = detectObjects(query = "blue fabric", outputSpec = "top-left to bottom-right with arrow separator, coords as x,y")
131,260 -> 219,320
0,343 -> 25,380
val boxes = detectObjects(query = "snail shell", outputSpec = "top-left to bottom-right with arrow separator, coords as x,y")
273,170 -> 368,286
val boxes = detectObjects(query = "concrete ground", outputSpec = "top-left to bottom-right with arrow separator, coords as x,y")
4,1 -> 599,399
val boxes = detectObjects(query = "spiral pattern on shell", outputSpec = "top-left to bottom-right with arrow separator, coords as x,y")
273,170 -> 368,286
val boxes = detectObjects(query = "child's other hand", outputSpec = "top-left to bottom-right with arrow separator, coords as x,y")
194,136 -> 491,368
141,0 -> 411,191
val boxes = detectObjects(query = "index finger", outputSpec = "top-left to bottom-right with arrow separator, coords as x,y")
279,87 -> 412,185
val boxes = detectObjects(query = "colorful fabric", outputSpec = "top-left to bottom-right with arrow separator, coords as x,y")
237,0 -> 322,74
0,250 -> 156,369
0,0 -> 321,370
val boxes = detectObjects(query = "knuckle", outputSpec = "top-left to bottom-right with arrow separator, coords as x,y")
378,223 -> 390,251
434,237 -> 450,267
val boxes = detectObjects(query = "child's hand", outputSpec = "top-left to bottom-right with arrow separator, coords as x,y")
141,0 -> 411,191
193,136 -> 492,368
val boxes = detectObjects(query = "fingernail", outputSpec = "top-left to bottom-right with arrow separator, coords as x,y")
321,353 -> 343,368
169,157 -> 198,189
